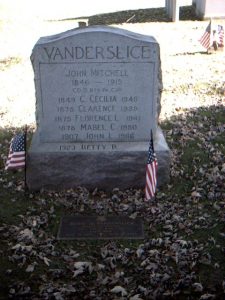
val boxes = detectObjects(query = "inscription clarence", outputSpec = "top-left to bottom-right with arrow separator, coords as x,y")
43,45 -> 152,61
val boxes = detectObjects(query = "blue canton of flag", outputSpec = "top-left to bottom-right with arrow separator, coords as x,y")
145,136 -> 158,200
5,133 -> 26,170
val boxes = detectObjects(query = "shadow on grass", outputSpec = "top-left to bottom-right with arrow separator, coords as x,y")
59,5 -> 198,25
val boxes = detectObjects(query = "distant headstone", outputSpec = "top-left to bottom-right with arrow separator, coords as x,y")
27,26 -> 170,191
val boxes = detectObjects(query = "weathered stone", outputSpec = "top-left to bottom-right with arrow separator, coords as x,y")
58,215 -> 144,240
27,127 -> 170,191
27,26 -> 170,191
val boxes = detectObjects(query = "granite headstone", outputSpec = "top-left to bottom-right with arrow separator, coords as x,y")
27,26 -> 170,191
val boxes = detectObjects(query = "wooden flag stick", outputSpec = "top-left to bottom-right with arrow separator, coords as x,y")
151,129 -> 157,201
24,125 -> 28,193
151,129 -> 154,153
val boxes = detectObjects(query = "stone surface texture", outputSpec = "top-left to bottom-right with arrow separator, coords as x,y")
27,26 -> 170,191
27,128 -> 170,191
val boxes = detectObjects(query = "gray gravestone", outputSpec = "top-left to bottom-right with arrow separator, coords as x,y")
27,26 -> 170,191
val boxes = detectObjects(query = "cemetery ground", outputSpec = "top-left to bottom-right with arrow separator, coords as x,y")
0,6 -> 225,300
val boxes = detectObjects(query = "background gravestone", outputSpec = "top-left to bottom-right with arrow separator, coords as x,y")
27,26 -> 170,191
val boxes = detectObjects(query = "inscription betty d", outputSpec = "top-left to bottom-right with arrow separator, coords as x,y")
59,143 -> 117,151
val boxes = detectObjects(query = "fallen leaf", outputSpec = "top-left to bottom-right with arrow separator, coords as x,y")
111,286 -> 127,296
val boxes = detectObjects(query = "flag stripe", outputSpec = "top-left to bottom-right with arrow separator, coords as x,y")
6,164 -> 25,170
218,25 -> 224,45
5,133 -> 26,170
199,32 -> 210,49
5,158 -> 25,168
199,20 -> 211,49
145,161 -> 157,199
7,152 -> 25,159
145,135 -> 158,201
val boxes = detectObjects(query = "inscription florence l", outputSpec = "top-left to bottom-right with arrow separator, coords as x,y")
27,26 -> 170,191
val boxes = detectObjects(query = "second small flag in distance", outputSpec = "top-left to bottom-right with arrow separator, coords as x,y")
199,19 -> 224,50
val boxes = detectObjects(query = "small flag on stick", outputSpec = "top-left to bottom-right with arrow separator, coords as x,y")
5,133 -> 26,170
218,25 -> 224,47
145,131 -> 158,201
199,19 -> 211,50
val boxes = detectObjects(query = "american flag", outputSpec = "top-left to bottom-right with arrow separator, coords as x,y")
145,135 -> 158,200
218,25 -> 224,46
199,20 -> 211,49
5,133 -> 26,170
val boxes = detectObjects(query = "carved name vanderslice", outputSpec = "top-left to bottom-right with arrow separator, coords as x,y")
43,45 -> 152,61
58,215 -> 144,240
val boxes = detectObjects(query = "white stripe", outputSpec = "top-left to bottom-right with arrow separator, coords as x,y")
146,163 -> 157,199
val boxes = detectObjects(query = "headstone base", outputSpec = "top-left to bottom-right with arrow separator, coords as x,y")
27,127 -> 170,191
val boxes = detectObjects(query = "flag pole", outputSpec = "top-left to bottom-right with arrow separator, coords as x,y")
208,18 -> 213,53
24,125 -> 28,193
151,129 -> 157,202
151,129 -> 154,153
